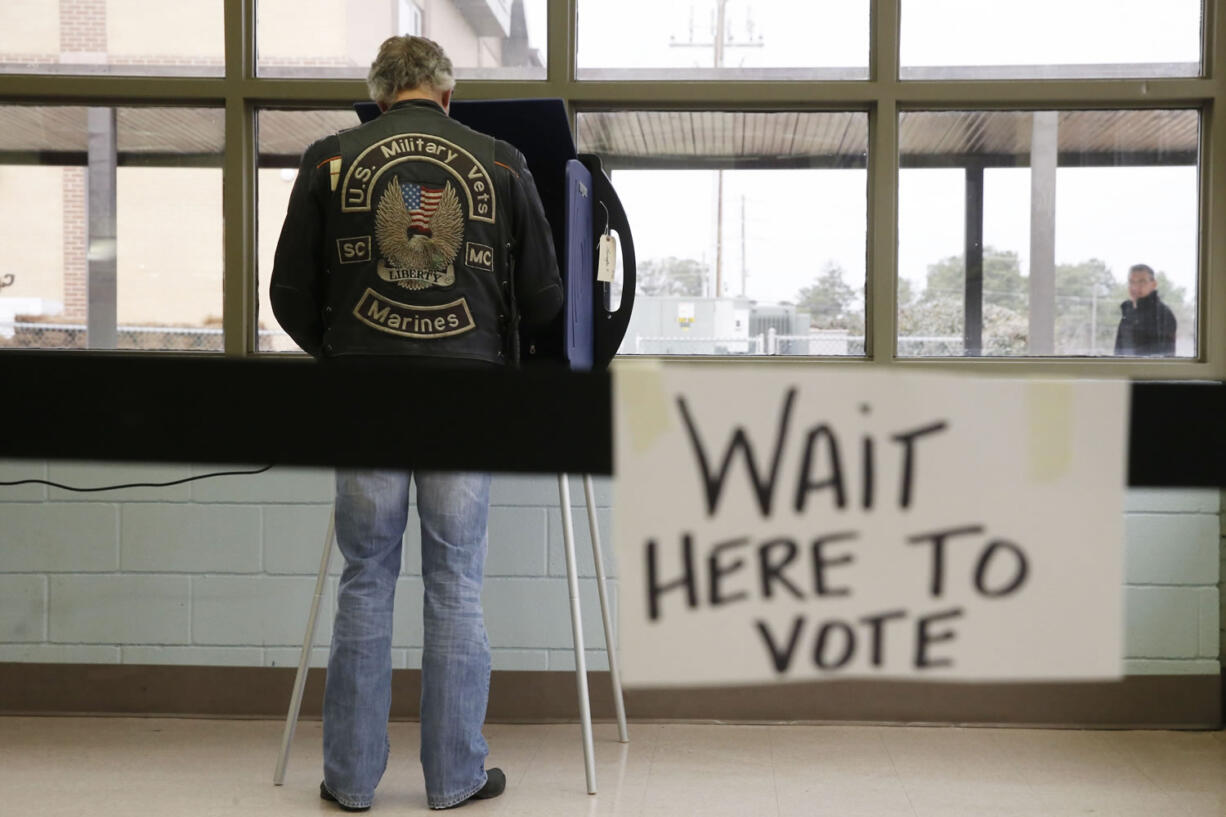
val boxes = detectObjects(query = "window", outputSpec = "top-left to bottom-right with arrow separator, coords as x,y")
576,0 -> 869,80
897,109 -> 1198,358
900,0 -> 1203,79
577,111 -> 868,356
0,0 -> 224,77
400,1 -> 425,37
0,0 -> 1217,376
0,105 -> 224,351
257,0 -> 546,80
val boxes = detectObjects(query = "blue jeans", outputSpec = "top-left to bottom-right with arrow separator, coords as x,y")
323,468 -> 493,810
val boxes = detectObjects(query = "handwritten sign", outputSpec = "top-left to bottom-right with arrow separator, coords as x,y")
613,365 -> 1127,686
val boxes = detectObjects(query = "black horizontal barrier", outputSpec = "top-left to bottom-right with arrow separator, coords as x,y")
0,352 -> 612,475
0,351 -> 1222,486
1128,380 -> 1225,487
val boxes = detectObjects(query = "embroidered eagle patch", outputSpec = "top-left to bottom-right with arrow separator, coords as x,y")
374,176 -> 464,290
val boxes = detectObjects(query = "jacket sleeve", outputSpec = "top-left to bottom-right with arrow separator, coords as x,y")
1113,303 -> 1127,355
1158,302 -> 1177,356
270,137 -> 338,358
504,148 -> 563,330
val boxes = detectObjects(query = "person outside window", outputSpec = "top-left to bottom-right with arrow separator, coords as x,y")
270,35 -> 562,811
1113,263 -> 1176,356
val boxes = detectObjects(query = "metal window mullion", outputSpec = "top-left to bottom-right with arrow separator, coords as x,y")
556,82 -> 883,108
0,74 -> 227,103
0,79 -> 1204,111
550,0 -> 572,86
222,0 -> 256,356
892,78 -> 1214,108
548,0 -> 575,133
1199,0 -> 1225,377
866,0 -> 900,363
0,76 -> 1211,110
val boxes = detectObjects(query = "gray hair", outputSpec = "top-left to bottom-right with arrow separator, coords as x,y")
366,36 -> 456,107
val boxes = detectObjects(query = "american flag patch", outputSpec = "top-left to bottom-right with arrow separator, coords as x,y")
401,181 -> 444,231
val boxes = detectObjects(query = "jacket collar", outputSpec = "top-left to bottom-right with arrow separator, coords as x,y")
387,98 -> 447,115
1124,289 -> 1161,314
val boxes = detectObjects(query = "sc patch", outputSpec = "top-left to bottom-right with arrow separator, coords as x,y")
464,241 -> 494,273
337,235 -> 372,264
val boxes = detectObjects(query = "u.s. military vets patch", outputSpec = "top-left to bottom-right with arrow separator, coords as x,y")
340,133 -> 495,222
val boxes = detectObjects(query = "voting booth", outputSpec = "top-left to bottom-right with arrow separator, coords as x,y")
446,98 -> 636,790
357,97 -> 637,371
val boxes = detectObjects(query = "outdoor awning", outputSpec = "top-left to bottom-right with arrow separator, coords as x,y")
0,105 -> 1199,168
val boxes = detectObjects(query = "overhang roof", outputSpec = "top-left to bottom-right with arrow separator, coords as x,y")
0,105 -> 1199,168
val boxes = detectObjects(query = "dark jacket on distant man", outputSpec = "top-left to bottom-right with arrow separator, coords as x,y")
1114,290 -> 1176,356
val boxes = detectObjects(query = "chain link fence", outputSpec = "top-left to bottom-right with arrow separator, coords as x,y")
627,332 -> 1031,357
0,321 -> 304,353
0,321 -> 1013,358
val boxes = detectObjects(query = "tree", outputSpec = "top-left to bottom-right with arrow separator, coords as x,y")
897,277 -> 917,310
1052,258 -> 1121,354
636,256 -> 707,296
919,247 -> 1027,312
900,248 -> 1197,356
794,261 -> 862,330
899,247 -> 1028,353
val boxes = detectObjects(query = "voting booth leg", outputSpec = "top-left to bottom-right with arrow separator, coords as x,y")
583,474 -> 629,744
557,474 -> 599,795
273,509 -> 336,786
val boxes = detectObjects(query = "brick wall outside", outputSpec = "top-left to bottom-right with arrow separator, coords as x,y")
62,167 -> 86,321
59,0 -> 106,54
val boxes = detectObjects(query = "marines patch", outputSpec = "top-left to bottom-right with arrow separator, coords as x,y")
354,288 -> 475,339
374,176 -> 463,290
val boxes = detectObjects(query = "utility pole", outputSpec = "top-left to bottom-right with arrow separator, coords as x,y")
1090,279 -> 1099,355
670,1 -> 762,299
740,195 -> 747,296
715,172 -> 724,297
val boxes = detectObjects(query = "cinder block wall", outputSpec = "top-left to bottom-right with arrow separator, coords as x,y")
0,460 -> 1220,677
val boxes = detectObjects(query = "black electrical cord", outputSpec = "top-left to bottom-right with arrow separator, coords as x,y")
0,464 -> 275,492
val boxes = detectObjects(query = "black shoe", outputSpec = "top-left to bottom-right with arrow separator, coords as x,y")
439,768 -> 506,809
472,768 -> 506,801
320,781 -> 371,812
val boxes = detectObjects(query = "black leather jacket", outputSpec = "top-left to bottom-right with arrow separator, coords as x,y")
1113,290 -> 1176,357
271,98 -> 562,364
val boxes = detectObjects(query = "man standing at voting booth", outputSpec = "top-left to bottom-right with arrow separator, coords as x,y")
270,35 -> 562,811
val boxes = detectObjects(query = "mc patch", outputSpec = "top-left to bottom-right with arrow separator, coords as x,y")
464,242 -> 494,273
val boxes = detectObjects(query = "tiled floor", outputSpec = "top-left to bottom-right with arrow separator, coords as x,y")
1,717 -> 1224,816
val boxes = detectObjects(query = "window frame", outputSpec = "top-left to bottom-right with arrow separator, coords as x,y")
0,0 -> 1219,379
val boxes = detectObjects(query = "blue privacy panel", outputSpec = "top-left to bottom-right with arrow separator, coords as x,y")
564,159 -> 594,371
